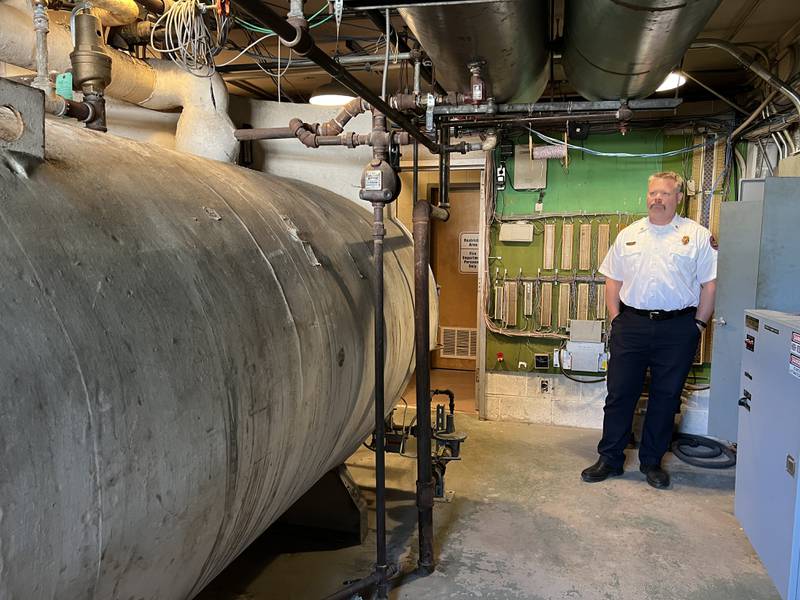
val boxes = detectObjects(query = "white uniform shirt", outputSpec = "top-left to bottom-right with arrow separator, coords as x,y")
599,214 -> 717,311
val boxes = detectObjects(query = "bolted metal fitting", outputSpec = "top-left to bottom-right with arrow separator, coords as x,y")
70,12 -> 112,96
359,159 -> 400,204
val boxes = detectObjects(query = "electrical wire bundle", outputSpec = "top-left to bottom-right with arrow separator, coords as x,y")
150,0 -> 230,76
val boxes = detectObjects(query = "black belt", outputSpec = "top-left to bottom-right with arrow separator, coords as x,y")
620,302 -> 696,321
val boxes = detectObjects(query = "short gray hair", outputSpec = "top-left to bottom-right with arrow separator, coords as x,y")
648,171 -> 684,193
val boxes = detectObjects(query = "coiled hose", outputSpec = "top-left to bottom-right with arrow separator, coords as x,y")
671,433 -> 736,469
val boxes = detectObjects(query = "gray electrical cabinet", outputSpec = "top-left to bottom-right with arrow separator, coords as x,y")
708,177 -> 800,442
735,310 -> 800,600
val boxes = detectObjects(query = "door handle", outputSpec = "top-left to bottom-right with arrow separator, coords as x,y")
713,317 -> 727,327
738,397 -> 751,411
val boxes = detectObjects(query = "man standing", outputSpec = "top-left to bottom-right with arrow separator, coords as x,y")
581,171 -> 717,489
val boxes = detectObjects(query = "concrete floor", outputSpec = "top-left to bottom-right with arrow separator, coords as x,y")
197,410 -> 779,600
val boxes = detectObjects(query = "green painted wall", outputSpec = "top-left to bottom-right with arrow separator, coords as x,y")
486,130 -> 695,373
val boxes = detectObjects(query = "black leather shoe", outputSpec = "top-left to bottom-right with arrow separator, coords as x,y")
581,459 -> 624,483
640,464 -> 670,489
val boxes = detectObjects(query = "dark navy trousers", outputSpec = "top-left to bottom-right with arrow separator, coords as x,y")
598,308 -> 701,469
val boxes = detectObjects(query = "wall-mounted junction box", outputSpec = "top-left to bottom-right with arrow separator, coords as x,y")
499,222 -> 534,243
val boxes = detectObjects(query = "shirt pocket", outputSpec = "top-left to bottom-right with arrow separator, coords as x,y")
669,244 -> 696,275
621,244 -> 643,274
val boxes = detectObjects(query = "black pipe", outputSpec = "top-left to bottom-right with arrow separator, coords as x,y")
372,199 -> 389,599
413,156 -> 435,573
364,9 -> 446,96
233,0 -> 439,154
438,125 -> 450,209
322,572 -> 381,600
134,0 -> 164,13
61,98 -> 93,122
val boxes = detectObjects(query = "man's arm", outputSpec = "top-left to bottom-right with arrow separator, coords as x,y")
605,278 -> 623,320
696,279 -> 717,325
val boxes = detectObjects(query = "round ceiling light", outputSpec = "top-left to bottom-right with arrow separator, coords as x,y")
656,72 -> 687,92
309,79 -> 356,106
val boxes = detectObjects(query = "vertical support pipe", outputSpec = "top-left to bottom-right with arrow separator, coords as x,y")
438,125 -> 451,209
31,0 -> 52,94
372,200 -> 389,600
413,137 -> 435,574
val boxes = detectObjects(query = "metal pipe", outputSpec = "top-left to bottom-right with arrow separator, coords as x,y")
31,0 -> 51,94
372,199 -> 389,599
693,39 -> 800,122
235,126 -> 295,141
217,52 -> 413,73
134,0 -> 164,13
438,125 -> 450,209
680,70 -> 749,115
731,90 -> 778,138
322,572 -> 382,600
413,189 -> 435,575
365,9 -> 445,96
432,98 -> 682,115
232,0 -> 439,154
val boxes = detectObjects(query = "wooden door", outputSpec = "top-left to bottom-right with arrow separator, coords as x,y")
431,184 -> 480,371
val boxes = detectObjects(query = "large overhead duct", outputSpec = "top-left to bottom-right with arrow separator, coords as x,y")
398,0 -> 550,104
562,0 -> 721,101
0,1 -> 236,161
0,113 -> 431,600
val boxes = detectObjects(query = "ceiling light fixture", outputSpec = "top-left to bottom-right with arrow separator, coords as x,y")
656,71 -> 687,92
309,79 -> 356,106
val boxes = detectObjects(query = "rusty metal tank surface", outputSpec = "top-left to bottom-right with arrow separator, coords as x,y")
398,0 -> 550,103
0,117 -> 420,599
562,0 -> 721,100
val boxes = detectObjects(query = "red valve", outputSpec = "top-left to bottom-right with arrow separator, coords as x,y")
496,352 -> 504,363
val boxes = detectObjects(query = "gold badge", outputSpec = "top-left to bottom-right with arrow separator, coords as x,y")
625,241 -> 636,246
681,235 -> 690,245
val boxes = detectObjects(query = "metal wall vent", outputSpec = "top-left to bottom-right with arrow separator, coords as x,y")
440,327 -> 478,359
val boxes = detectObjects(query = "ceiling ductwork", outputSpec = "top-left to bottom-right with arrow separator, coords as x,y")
398,1 -> 550,104
562,0 -> 722,101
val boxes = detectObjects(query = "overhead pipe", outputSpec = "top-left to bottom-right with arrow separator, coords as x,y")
692,39 -> 800,124
92,0 -> 141,26
432,98 -> 682,116
0,2 -> 236,161
232,0 -> 440,154
680,70 -> 749,116
364,9 -> 445,96
217,51 -> 413,74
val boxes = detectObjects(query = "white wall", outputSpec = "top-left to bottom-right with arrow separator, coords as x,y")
228,95 -> 374,209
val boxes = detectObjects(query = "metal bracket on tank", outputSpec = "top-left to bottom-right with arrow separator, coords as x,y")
0,77 -> 45,163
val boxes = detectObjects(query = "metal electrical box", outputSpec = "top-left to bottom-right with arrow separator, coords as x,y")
708,177 -> 800,442
736,310 -> 800,600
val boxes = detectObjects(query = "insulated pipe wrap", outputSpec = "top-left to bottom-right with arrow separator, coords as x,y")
0,119 -> 425,600
398,0 -> 549,103
0,3 -> 236,161
562,0 -> 721,100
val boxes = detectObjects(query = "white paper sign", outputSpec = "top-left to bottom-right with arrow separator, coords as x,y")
459,232 -> 479,273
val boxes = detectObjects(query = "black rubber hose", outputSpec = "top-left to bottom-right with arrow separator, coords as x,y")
671,433 -> 736,469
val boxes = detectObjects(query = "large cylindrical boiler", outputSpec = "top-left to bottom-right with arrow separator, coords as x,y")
398,1 -> 550,103
0,116 -> 425,599
562,0 -> 721,100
